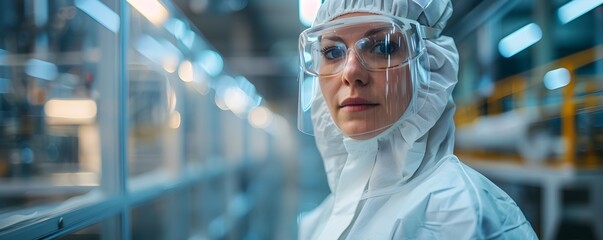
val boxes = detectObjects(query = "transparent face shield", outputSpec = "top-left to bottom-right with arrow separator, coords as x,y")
297,15 -> 436,139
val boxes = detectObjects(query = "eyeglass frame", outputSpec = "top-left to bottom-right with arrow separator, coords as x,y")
298,15 -> 440,77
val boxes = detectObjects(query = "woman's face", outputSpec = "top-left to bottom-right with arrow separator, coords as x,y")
319,13 -> 413,139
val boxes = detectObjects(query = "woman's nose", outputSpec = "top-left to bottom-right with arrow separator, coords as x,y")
341,50 -> 369,86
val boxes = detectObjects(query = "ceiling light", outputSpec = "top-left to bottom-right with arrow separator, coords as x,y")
544,68 -> 570,90
498,23 -> 542,58
127,0 -> 168,25
299,0 -> 321,27
557,0 -> 603,24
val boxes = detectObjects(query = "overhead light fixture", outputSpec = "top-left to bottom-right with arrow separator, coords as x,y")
178,60 -> 194,83
544,68 -> 570,90
169,111 -> 181,129
498,23 -> 542,58
214,75 -> 237,110
225,87 -> 249,115
197,50 -> 224,77
235,75 -> 261,108
557,0 -> 603,24
248,106 -> 273,129
45,99 -> 97,125
299,0 -> 321,27
127,0 -> 168,25
163,18 -> 196,49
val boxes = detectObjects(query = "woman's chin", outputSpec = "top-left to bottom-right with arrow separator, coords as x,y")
340,124 -> 386,140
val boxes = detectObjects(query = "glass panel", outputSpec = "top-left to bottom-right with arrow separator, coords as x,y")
0,0 -> 118,229
131,191 -> 188,240
127,5 -> 185,189
247,127 -> 269,163
184,87 -> 212,165
219,110 -> 244,166
191,175 -> 228,239
189,185 -> 203,238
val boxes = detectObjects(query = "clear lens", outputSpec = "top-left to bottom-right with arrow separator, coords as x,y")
300,17 -> 419,76
355,30 -> 409,71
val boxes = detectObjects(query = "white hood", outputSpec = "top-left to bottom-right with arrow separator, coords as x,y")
310,0 -> 459,197
304,0 -> 457,238
300,1 -> 537,239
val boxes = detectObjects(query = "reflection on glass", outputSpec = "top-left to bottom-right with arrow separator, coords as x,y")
184,85 -> 212,165
0,0 -> 116,227
127,65 -> 180,178
74,0 -> 120,33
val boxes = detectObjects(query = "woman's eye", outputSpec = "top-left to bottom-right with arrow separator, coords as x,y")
372,41 -> 399,55
321,46 -> 346,60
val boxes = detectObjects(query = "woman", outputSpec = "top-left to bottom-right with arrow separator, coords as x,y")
296,0 -> 538,239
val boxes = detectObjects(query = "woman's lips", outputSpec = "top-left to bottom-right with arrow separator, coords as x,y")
339,98 -> 378,112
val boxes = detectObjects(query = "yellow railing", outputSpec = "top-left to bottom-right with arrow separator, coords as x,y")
456,45 -> 603,166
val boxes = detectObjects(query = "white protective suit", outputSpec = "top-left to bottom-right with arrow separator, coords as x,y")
298,0 -> 539,239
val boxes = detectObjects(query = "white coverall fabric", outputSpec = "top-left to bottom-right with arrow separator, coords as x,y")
298,0 -> 538,239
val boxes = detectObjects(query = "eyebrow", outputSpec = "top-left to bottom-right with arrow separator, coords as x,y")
322,35 -> 343,42
363,26 -> 395,37
321,26 -> 396,43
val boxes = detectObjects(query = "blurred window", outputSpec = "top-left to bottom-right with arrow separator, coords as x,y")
0,0 -> 119,229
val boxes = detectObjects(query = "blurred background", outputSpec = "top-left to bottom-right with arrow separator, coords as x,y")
0,0 -> 601,239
